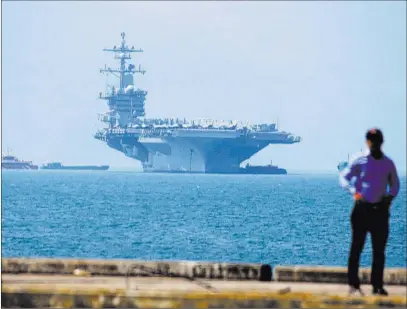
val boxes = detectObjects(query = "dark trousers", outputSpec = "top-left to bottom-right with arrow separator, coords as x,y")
348,200 -> 389,289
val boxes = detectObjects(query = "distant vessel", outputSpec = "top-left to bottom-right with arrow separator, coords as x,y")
337,149 -> 366,172
337,154 -> 349,172
2,154 -> 38,170
41,163 -> 109,171
94,33 -> 302,174
239,162 -> 287,175
337,161 -> 348,172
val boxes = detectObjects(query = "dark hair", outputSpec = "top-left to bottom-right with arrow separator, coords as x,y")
366,128 -> 384,145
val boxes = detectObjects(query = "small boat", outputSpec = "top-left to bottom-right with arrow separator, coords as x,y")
337,153 -> 350,172
2,153 -> 38,170
338,149 -> 367,172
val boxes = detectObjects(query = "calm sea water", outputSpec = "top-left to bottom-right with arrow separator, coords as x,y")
2,171 -> 406,267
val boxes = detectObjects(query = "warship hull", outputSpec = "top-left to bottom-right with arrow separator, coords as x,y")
102,130 -> 297,174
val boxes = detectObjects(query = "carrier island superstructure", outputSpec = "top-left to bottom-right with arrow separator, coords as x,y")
94,33 -> 302,174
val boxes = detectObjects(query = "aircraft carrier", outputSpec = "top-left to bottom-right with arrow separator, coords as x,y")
94,33 -> 302,174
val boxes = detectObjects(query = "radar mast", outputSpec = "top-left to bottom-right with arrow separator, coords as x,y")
99,32 -> 147,128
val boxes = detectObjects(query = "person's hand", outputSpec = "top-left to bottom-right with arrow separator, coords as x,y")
354,192 -> 363,201
382,195 -> 394,208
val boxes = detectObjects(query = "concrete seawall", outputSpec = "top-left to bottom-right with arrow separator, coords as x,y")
1,257 -> 272,281
273,265 -> 407,285
2,257 -> 406,284
2,258 -> 406,308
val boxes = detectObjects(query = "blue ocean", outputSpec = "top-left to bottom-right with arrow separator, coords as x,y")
2,171 -> 406,267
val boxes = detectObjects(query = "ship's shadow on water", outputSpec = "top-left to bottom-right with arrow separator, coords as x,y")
2,172 -> 406,267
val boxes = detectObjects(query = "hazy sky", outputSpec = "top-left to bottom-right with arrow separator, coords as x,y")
2,1 -> 406,173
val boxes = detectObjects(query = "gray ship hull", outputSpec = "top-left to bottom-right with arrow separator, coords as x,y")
101,130 -> 299,174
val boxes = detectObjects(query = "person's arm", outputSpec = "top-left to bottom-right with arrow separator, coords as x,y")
339,160 -> 360,196
384,160 -> 400,205
388,160 -> 400,198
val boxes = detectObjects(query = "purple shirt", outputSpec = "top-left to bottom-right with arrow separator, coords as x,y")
339,153 -> 400,203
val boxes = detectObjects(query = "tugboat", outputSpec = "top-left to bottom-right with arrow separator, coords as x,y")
1,152 -> 38,170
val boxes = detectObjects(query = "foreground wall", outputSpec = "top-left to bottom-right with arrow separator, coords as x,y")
2,258 -> 406,308
2,258 -> 406,284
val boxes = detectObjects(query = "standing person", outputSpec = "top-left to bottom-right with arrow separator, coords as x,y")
340,128 -> 400,296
